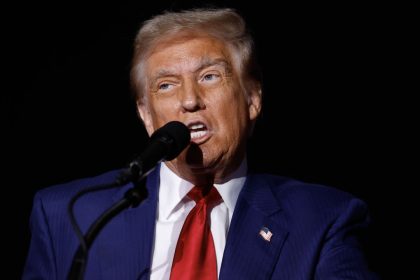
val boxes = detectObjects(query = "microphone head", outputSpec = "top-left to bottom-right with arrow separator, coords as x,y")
150,121 -> 191,160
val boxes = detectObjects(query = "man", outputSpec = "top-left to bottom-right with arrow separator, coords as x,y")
23,8 -> 377,279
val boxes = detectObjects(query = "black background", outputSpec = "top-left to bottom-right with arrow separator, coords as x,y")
4,1 -> 410,278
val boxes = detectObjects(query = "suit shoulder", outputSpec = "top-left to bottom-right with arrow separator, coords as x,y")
35,169 -> 122,204
247,174 -> 366,214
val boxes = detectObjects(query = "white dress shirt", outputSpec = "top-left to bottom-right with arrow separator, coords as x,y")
150,160 -> 247,280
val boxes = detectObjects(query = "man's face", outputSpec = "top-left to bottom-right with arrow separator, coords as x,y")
137,35 -> 261,182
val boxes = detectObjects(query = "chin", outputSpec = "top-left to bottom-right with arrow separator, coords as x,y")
184,158 -> 213,171
175,143 -> 225,174
188,166 -> 213,175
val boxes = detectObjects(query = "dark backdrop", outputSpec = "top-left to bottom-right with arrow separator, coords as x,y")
5,1 -> 407,278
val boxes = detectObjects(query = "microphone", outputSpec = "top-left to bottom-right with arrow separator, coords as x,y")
68,122 -> 189,279
118,121 -> 190,184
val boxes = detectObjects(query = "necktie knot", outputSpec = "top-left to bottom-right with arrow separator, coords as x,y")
187,185 -> 222,209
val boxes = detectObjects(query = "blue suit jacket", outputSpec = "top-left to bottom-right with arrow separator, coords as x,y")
23,166 -> 378,279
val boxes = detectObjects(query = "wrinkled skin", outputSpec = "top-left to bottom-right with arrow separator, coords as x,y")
137,34 -> 261,186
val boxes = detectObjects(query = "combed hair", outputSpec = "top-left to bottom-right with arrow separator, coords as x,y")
130,8 -> 261,103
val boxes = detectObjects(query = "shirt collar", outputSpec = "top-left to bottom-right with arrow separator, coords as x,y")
158,159 -> 247,220
214,160 -> 247,219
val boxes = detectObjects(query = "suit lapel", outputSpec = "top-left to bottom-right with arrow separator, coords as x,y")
95,167 -> 160,280
219,175 -> 289,280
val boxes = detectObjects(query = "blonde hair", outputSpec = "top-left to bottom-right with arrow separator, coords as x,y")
130,8 -> 261,103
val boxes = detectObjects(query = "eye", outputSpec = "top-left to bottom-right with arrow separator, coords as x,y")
201,73 -> 220,83
204,74 -> 215,80
158,83 -> 173,91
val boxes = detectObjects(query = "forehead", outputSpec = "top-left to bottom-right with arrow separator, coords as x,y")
145,35 -> 233,74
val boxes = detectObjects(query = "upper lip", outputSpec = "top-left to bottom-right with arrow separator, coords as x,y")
185,119 -> 210,131
183,118 -> 212,144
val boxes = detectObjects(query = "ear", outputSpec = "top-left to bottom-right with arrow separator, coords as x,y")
248,82 -> 262,121
246,82 -> 262,137
136,100 -> 154,136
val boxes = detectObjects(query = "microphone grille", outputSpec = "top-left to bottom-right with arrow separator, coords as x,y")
151,121 -> 191,160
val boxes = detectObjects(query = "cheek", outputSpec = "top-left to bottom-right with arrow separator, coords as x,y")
223,96 -> 249,129
211,86 -> 246,116
149,99 -> 179,124
217,105 -> 248,144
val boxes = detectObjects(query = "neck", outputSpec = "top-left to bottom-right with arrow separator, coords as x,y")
164,156 -> 247,186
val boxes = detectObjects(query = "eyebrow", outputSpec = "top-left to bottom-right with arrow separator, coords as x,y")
149,57 -> 232,85
195,58 -> 232,73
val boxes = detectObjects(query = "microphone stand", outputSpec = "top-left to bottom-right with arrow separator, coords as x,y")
67,121 -> 190,279
67,169 -> 148,280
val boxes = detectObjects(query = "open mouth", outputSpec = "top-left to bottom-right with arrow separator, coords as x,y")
187,122 -> 210,144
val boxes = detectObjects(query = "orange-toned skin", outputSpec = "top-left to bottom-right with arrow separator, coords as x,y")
137,35 -> 261,186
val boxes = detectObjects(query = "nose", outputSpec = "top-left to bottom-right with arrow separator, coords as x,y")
180,81 -> 205,112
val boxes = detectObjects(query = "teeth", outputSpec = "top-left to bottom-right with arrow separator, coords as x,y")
190,123 -> 205,130
191,130 -> 207,139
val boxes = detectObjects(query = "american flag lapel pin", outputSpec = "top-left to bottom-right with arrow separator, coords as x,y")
259,226 -> 273,242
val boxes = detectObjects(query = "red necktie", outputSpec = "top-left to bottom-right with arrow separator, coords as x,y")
170,186 -> 222,280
